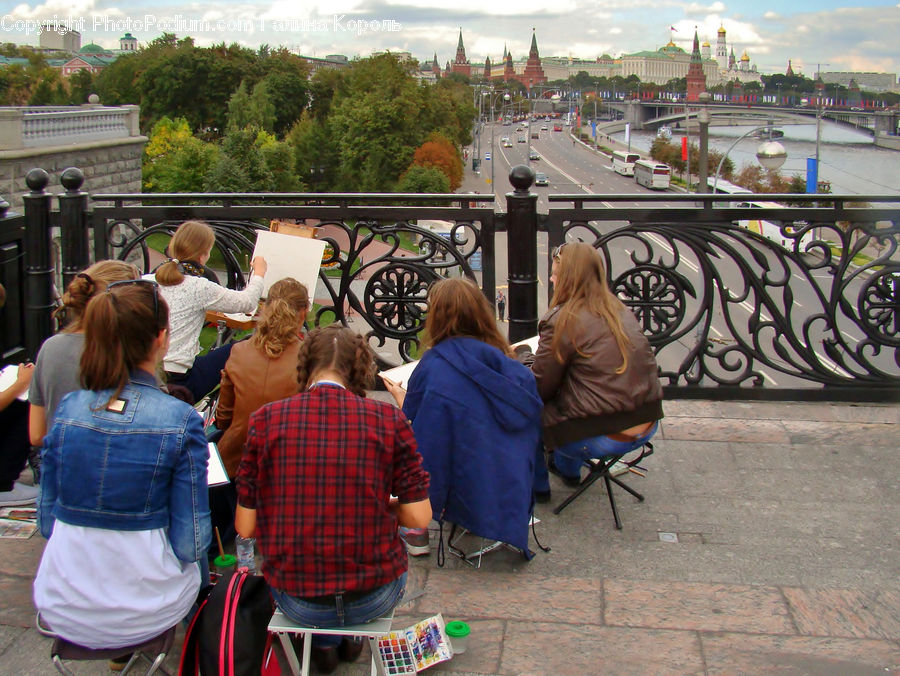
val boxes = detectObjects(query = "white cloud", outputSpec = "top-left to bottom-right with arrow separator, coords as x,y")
609,27 -> 622,35
763,11 -> 779,19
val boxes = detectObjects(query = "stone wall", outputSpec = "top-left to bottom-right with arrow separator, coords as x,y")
0,136 -> 147,213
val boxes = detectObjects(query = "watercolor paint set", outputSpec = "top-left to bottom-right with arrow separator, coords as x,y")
375,614 -> 452,674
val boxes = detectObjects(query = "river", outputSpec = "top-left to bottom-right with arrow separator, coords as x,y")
610,121 -> 900,196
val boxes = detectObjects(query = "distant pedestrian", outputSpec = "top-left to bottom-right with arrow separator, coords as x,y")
496,291 -> 506,322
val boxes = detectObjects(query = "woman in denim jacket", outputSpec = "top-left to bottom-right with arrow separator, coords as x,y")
34,280 -> 212,650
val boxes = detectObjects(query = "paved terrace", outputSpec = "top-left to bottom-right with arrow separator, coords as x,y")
1,399 -> 898,674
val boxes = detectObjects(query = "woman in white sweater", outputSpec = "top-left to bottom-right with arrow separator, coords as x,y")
150,220 -> 267,401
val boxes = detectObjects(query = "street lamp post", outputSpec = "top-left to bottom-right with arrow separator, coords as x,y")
486,91 -> 510,193
712,125 -> 787,194
697,92 -> 711,193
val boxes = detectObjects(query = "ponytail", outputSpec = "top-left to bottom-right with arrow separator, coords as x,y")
251,278 -> 309,358
156,220 -> 216,287
155,258 -> 185,286
80,293 -> 129,402
55,260 -> 139,331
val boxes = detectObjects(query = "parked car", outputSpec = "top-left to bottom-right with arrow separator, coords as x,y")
534,172 -> 549,186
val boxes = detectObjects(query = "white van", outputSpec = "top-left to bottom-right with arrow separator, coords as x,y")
612,151 -> 641,177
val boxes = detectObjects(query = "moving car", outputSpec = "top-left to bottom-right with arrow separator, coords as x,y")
553,124 -> 563,131
517,136 -> 527,143
529,149 -> 540,161
534,172 -> 549,186
501,137 -> 512,147
541,125 -> 549,131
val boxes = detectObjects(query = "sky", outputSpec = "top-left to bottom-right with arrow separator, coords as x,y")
2,0 -> 899,77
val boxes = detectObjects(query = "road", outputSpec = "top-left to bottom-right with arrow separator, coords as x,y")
468,122 -> 883,388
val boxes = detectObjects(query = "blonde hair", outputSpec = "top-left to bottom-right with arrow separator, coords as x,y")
251,278 -> 309,358
55,260 -> 140,331
155,220 -> 216,286
424,277 -> 511,356
550,242 -> 632,374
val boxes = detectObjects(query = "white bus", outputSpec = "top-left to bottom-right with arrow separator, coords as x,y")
735,201 -> 813,250
633,159 -> 671,189
612,151 -> 641,177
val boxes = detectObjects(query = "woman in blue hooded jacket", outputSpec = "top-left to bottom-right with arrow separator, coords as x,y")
382,277 -> 549,558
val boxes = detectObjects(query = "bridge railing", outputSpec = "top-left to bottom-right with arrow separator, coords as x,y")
12,166 -> 900,402
545,191 -> 899,401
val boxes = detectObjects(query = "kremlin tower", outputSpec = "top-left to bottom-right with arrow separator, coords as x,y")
451,29 -> 471,77
686,29 -> 706,101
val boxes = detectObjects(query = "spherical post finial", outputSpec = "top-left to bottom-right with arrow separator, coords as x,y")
25,168 -> 50,193
60,167 -> 85,192
88,93 -> 100,104
509,164 -> 534,194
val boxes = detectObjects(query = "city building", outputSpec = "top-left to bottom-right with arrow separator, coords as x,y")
818,71 -> 898,92
619,41 -> 719,86
120,33 -> 138,51
38,24 -> 80,53
299,54 -> 349,76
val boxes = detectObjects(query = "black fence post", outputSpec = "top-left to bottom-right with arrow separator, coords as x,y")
58,167 -> 90,290
505,165 -> 538,343
22,168 -> 54,359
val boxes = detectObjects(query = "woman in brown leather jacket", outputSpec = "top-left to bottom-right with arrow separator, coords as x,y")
215,278 -> 309,477
529,242 -> 663,486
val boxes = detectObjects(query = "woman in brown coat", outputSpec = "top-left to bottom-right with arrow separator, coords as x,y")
215,278 -> 310,476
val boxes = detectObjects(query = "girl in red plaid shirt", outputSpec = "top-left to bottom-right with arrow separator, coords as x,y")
236,326 -> 431,672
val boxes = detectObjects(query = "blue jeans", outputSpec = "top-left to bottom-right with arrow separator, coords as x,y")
270,573 -> 407,648
554,423 -> 658,478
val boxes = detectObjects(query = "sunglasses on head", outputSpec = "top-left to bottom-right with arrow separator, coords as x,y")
106,279 -> 161,325
552,243 -> 567,260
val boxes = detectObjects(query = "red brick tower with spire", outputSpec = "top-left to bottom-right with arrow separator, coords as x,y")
503,50 -> 515,82
451,28 -> 471,77
686,28 -> 706,101
520,29 -> 547,90
432,53 -> 441,79
483,55 -> 491,80
786,59 -> 794,77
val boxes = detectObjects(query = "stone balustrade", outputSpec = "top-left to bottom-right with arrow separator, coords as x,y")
0,105 -> 141,150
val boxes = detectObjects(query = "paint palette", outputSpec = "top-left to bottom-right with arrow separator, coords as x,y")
377,631 -> 417,675
375,614 -> 452,674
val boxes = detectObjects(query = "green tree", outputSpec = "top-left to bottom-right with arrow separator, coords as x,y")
142,117 -> 219,192
68,69 -> 95,105
396,165 -> 450,193
226,81 -> 253,131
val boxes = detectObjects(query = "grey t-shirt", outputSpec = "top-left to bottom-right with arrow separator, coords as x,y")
29,332 -> 85,426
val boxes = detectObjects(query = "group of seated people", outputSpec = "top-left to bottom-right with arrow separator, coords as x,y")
4,219 -> 662,673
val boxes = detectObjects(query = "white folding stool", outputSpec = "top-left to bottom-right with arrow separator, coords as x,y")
268,608 -> 395,676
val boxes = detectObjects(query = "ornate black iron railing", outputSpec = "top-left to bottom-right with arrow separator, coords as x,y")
7,166 -> 899,401
545,192 -> 899,400
88,189 -> 496,364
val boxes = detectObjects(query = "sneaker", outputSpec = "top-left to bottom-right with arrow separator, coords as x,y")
0,482 -> 38,507
108,654 -> 132,671
547,457 -> 581,488
400,528 -> 430,557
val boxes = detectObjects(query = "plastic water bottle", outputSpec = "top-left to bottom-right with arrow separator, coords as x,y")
235,535 -> 256,574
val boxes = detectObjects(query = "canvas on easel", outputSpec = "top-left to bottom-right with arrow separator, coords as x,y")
251,230 -> 326,298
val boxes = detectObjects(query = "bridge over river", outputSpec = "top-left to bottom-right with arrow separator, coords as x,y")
601,100 -> 899,150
